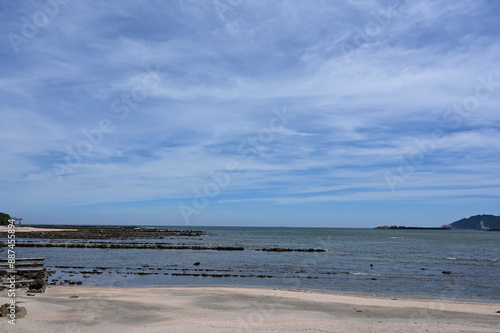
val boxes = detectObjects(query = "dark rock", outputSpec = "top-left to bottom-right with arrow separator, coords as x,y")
193,262 -> 201,266
0,225 -> 205,240
28,279 -> 45,292
0,304 -> 27,319
442,271 -> 452,275
257,247 -> 326,252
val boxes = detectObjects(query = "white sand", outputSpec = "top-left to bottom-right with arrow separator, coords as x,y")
0,226 -> 77,232
1,286 -> 499,332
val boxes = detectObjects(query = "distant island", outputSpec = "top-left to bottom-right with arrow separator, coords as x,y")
449,214 -> 500,231
375,214 -> 500,231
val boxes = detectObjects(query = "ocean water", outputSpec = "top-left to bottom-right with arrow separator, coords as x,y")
11,227 -> 500,302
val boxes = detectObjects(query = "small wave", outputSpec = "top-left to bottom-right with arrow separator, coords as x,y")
475,258 -> 498,262
344,272 -> 437,281
441,257 -> 497,262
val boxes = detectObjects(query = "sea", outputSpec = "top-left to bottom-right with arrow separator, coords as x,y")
12,226 -> 500,303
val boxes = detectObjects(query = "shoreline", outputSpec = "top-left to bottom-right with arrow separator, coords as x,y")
1,286 -> 499,332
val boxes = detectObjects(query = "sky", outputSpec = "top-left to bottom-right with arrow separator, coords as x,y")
1,0 -> 499,227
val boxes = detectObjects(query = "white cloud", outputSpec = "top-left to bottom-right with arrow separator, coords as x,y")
0,0 -> 499,225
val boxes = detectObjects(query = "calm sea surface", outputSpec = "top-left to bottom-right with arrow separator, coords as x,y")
13,227 -> 500,302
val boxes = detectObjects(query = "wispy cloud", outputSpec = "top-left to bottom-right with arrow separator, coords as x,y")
1,0 -> 499,226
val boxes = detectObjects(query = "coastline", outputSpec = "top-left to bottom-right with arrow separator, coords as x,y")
1,286 -> 499,332
2,225 -> 500,303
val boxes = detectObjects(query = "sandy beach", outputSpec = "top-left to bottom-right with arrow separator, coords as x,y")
1,286 -> 499,332
0,226 -> 77,233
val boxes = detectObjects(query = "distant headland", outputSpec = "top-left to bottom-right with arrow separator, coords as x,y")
375,214 -> 500,231
448,214 -> 500,231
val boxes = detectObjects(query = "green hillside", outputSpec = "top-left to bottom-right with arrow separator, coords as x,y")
0,212 -> 11,225
451,214 -> 500,230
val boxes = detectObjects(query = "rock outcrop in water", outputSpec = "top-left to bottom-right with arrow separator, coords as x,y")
2,242 -> 245,251
256,248 -> 326,252
0,225 -> 205,239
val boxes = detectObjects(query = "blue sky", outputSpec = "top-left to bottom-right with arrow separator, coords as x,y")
1,0 -> 499,227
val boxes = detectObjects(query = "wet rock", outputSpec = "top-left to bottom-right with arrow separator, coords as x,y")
256,247 -> 326,252
8,242 -> 245,251
28,278 -> 46,293
0,225 -> 205,240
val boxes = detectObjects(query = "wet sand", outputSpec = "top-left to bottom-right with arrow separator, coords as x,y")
1,286 -> 499,332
